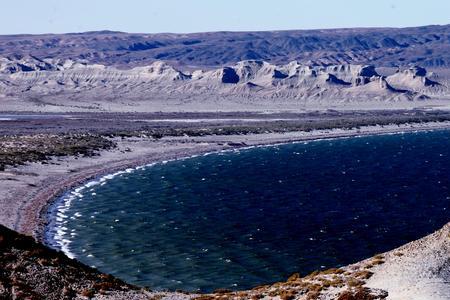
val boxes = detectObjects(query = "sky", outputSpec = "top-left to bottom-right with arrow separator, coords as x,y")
3,0 -> 450,34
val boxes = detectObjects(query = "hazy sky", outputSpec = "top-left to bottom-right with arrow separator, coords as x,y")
3,0 -> 450,34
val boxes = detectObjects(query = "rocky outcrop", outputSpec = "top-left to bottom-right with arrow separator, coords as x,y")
387,66 -> 441,91
137,61 -> 191,81
0,57 -> 89,74
218,67 -> 240,84
0,57 -> 446,103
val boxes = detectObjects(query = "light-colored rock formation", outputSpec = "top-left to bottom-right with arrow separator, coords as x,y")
0,57 -> 448,112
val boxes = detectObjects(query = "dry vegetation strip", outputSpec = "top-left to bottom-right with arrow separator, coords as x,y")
0,134 -> 115,171
192,259 -> 388,300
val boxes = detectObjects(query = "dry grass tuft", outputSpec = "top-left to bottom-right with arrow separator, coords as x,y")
346,277 -> 364,288
213,288 -> 232,294
279,289 -> 296,300
194,296 -> 216,300
80,288 -> 96,298
373,254 -> 384,260
353,270 -> 374,280
337,287 -> 383,300
287,272 -> 301,282
320,267 -> 345,275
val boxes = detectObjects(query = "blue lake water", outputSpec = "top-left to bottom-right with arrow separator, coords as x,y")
46,130 -> 450,292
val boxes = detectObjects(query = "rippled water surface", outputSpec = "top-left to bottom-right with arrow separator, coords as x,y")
46,130 -> 450,292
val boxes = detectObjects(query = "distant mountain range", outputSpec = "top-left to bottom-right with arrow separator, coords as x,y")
1,25 -> 450,112
1,25 -> 450,69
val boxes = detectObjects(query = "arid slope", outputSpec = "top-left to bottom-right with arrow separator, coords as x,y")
1,25 -> 450,68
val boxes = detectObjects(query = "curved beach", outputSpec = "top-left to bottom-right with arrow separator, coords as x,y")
2,121 -> 450,299
3,121 -> 449,237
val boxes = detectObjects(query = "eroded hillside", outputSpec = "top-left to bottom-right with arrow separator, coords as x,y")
1,25 -> 450,68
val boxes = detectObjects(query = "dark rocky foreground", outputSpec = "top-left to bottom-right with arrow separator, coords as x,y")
1,25 -> 449,68
0,224 -> 152,299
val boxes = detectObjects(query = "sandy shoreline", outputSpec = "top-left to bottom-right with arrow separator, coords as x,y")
1,120 -> 450,299
1,120 -> 450,241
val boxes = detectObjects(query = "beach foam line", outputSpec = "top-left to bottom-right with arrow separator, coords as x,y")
45,123 -> 450,259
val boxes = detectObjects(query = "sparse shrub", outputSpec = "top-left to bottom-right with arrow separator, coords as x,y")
346,277 -> 363,288
306,283 -> 322,293
306,291 -> 321,300
306,270 -> 320,278
320,267 -> 345,275
319,279 -> 333,289
287,273 -> 300,282
353,270 -> 374,280
194,296 -> 215,300
80,288 -> 96,298
370,258 -> 385,266
337,288 -> 380,300
93,281 -> 116,291
213,288 -> 232,294
251,284 -> 269,291
279,289 -> 296,300
329,277 -> 345,288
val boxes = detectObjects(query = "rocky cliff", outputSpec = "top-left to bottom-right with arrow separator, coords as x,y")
0,57 -> 446,106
